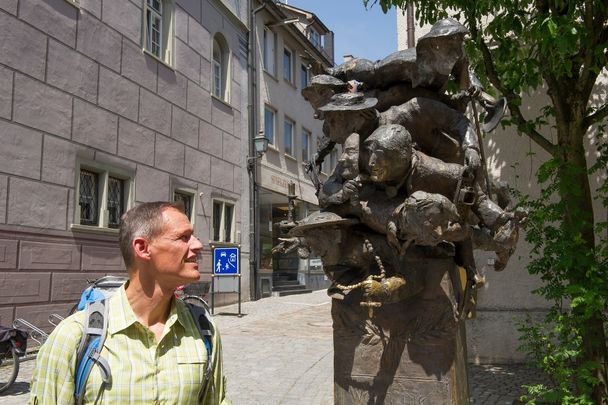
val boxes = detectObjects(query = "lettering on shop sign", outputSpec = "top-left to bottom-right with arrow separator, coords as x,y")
270,175 -> 289,189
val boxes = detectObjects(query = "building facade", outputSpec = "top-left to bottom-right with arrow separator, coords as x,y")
0,0 -> 250,330
250,1 -> 335,298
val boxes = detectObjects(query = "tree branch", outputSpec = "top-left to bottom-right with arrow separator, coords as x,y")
467,17 -> 558,156
584,103 -> 608,127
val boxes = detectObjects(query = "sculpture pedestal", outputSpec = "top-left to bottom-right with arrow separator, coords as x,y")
332,258 -> 469,405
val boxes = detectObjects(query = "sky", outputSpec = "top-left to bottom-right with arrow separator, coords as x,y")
285,0 -> 398,64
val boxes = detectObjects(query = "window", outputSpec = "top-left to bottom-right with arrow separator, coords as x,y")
300,64 -> 309,89
284,118 -> 294,156
76,165 -> 133,230
212,200 -> 235,243
283,48 -> 293,83
173,190 -> 194,220
212,35 -> 230,102
264,106 -> 276,145
301,129 -> 311,162
143,0 -> 175,66
263,27 -> 276,75
309,29 -> 321,49
321,149 -> 338,174
329,149 -> 338,172
321,155 -> 329,174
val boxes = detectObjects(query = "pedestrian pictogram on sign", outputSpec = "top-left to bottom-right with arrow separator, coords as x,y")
213,246 -> 240,275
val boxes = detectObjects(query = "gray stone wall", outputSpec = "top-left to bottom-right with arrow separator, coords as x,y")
0,0 -> 249,326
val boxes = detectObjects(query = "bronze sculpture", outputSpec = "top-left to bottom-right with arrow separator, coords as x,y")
275,18 -> 522,404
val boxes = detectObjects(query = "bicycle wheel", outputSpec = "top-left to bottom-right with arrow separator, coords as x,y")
181,295 -> 210,312
0,347 -> 19,394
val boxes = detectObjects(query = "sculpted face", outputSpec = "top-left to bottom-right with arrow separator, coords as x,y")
364,125 -> 412,184
338,133 -> 360,180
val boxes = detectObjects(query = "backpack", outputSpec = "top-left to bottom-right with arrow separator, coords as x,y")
73,277 -> 215,405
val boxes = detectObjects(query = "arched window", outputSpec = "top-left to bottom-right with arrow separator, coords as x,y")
212,35 -> 230,102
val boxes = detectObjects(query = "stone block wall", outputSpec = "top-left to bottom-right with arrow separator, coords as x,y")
0,0 -> 250,328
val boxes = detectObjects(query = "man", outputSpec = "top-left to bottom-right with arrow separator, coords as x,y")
318,132 -> 361,208
30,202 -> 230,404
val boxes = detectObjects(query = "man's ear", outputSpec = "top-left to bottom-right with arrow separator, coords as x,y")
132,237 -> 151,261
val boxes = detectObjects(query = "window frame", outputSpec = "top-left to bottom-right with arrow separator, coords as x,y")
329,149 -> 338,173
211,34 -> 231,103
264,105 -> 276,146
142,0 -> 175,67
301,128 -> 311,163
172,186 -> 196,223
283,47 -> 293,84
211,199 -> 236,243
73,160 -> 134,233
309,29 -> 321,49
262,27 -> 276,76
283,117 -> 295,157
300,64 -> 309,89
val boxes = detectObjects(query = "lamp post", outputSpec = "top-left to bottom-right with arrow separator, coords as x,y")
247,134 -> 269,171
247,130 -> 268,300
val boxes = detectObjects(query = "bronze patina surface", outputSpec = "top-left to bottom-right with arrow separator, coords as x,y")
274,18 -> 523,405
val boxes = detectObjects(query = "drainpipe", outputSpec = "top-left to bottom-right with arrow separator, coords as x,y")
248,0 -> 267,300
406,3 -> 415,48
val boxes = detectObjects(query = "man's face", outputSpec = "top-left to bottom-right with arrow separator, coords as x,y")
338,134 -> 359,179
365,140 -> 409,183
148,208 -> 203,287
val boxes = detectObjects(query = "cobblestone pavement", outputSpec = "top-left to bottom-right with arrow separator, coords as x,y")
0,290 -> 548,404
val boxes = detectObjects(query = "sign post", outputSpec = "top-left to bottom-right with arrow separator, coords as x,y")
210,244 -> 241,316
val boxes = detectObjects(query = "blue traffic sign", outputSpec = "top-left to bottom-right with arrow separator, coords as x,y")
213,246 -> 240,275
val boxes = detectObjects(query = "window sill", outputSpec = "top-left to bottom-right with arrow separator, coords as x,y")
284,79 -> 297,90
211,94 -> 233,109
64,0 -> 80,9
285,153 -> 297,162
70,224 -> 120,236
142,48 -> 175,70
266,144 -> 279,153
263,70 -> 279,82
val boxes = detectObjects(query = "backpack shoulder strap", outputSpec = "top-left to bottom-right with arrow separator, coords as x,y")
185,302 -> 215,402
74,299 -> 112,405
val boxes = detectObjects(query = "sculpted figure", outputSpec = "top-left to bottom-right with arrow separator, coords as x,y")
326,18 -> 469,92
285,211 -> 426,308
318,133 -> 361,208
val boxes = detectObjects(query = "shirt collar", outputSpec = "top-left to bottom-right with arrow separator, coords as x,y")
106,283 -> 191,335
107,283 -> 138,335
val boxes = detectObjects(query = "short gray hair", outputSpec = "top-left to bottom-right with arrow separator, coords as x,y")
118,201 -> 184,269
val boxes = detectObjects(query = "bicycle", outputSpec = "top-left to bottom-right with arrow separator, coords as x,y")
174,284 -> 211,312
0,326 -> 28,394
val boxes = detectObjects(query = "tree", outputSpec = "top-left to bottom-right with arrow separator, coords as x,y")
364,0 -> 608,403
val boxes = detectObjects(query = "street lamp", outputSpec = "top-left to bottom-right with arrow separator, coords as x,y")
247,132 -> 269,171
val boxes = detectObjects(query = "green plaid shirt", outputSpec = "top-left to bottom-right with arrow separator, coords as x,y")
29,284 -> 230,404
